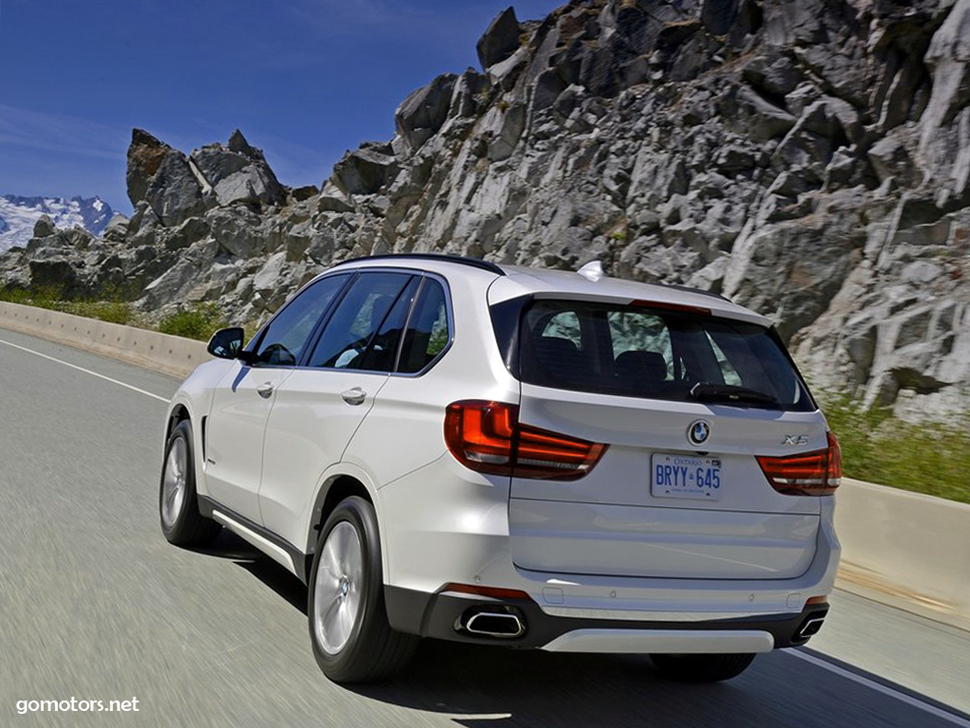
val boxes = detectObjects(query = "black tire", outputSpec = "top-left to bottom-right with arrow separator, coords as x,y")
308,496 -> 417,683
650,653 -> 756,683
158,420 -> 221,546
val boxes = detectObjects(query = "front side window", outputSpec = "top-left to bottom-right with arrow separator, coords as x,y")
253,274 -> 350,366
307,272 -> 414,370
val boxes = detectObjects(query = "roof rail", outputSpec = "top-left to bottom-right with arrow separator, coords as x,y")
663,283 -> 731,302
331,253 -> 506,277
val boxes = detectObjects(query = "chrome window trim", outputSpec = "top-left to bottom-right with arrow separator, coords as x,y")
246,266 -> 455,378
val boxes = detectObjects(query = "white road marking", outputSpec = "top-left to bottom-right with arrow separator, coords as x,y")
790,649 -> 970,727
0,337 -> 169,403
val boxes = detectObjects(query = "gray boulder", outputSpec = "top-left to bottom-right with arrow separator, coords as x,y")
33,215 -> 56,239
450,69 -> 491,118
28,257 -> 81,296
488,104 -> 527,161
102,213 -> 130,242
395,74 -> 459,151
291,185 -> 319,202
477,7 -> 521,69
163,217 -> 210,251
127,129 -> 206,227
190,130 -> 287,208
317,182 -> 355,214
253,252 -> 290,312
142,258 -> 199,308
922,0 -> 970,132
868,137 -> 919,186
208,206 -> 265,259
798,97 -> 862,145
333,145 -> 400,195
700,0 -> 740,36
731,85 -> 797,141
488,46 -> 529,92
306,228 -> 337,265
742,53 -> 801,97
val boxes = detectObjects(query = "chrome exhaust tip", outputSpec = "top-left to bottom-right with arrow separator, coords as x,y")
797,616 -> 826,639
461,609 -> 526,638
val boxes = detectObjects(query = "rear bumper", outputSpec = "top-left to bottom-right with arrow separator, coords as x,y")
378,457 -> 841,652
385,586 -> 829,651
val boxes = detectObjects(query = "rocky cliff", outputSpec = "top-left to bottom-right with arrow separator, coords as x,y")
2,0 -> 969,419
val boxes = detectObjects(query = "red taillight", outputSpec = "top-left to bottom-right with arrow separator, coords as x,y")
443,400 -> 517,474
444,400 -> 607,480
757,431 -> 842,496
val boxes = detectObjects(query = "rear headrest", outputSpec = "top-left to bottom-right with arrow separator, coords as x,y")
614,350 -> 668,383
533,337 -> 585,382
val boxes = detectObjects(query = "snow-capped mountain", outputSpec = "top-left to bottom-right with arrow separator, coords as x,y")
0,195 -> 113,253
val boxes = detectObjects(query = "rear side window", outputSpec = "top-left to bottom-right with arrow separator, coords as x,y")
513,299 -> 814,411
355,277 -> 420,372
397,279 -> 450,374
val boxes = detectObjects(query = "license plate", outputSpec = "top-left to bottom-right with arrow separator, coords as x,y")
651,453 -> 722,500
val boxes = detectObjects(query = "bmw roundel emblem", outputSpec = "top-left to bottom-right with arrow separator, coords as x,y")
688,420 -> 711,446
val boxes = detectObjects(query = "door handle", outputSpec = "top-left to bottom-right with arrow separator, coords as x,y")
256,382 -> 275,399
341,387 -> 367,406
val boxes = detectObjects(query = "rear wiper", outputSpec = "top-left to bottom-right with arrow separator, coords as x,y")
689,382 -> 778,406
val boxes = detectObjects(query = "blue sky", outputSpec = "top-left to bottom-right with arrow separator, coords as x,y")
0,0 -> 563,213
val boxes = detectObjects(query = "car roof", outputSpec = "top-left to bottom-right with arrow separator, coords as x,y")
326,255 -> 771,327
491,266 -> 769,325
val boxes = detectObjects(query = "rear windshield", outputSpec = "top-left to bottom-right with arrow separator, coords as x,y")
493,298 -> 816,412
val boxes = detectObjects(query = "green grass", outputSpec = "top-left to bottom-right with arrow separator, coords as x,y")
0,288 -> 226,342
823,397 -> 970,505
158,303 -> 226,342
0,287 -> 137,326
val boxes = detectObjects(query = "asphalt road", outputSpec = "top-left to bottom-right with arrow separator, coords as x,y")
1,327 -> 968,728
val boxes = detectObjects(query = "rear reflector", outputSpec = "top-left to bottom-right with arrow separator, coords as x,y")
440,583 -> 531,600
757,431 -> 842,496
444,400 -> 607,480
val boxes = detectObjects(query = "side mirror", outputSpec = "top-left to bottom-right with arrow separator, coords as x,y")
207,327 -> 246,360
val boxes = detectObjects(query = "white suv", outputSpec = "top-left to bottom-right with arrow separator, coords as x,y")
158,254 -> 841,684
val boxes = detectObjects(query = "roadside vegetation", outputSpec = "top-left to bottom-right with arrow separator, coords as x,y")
0,288 -> 235,343
0,286 -> 137,326
822,397 -> 970,505
158,302 -> 226,341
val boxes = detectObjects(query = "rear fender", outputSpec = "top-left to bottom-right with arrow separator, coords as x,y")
301,462 -> 387,579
